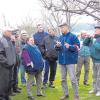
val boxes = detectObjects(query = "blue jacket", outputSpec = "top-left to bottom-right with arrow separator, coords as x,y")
58,32 -> 80,64
22,44 -> 44,74
33,31 -> 48,51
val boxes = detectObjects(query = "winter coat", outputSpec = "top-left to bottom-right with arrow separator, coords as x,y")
57,32 -> 80,64
79,38 -> 90,57
0,35 -> 16,95
83,36 -> 100,63
41,35 -> 58,61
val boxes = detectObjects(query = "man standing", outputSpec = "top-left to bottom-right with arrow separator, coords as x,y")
18,30 -> 28,86
85,23 -> 100,96
76,31 -> 90,85
33,24 -> 49,87
41,27 -> 58,88
56,23 -> 80,100
0,27 -> 16,100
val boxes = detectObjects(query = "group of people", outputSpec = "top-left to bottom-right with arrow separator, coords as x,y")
0,22 -> 100,100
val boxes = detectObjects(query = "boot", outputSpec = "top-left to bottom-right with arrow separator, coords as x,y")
49,81 -> 55,88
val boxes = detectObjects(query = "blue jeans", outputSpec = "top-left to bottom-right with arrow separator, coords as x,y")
43,60 -> 49,84
19,64 -> 26,84
18,55 -> 26,84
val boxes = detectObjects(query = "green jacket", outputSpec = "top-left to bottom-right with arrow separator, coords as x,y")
90,40 -> 100,63
83,37 -> 100,63
79,38 -> 90,56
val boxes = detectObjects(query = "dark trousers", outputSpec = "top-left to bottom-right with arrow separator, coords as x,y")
13,66 -> 18,90
0,66 -> 10,100
9,65 -> 18,93
9,66 -> 14,93
49,61 -> 57,82
43,60 -> 57,83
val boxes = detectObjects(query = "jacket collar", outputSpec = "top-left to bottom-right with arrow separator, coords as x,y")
62,32 -> 70,37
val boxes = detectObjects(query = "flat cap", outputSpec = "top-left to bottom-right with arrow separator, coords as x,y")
58,23 -> 68,27
95,23 -> 100,29
2,26 -> 15,32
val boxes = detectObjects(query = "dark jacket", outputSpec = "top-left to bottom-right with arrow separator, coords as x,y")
57,32 -> 80,64
0,36 -> 16,68
33,31 -> 48,51
0,35 -> 16,95
22,44 -> 44,74
41,35 -> 58,61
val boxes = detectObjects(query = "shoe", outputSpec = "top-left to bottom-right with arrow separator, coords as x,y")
28,96 -> 34,100
74,96 -> 79,100
41,83 -> 48,89
49,84 -> 55,88
9,92 -> 16,96
5,96 -> 11,100
49,81 -> 55,88
60,95 -> 69,100
37,93 -> 45,97
17,87 -> 22,90
89,90 -> 96,94
32,83 -> 36,86
96,91 -> 100,96
83,81 -> 89,86
13,89 -> 21,93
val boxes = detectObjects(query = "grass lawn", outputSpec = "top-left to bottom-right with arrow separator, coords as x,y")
12,65 -> 100,100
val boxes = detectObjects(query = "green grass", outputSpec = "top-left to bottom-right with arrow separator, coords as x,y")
12,65 -> 100,100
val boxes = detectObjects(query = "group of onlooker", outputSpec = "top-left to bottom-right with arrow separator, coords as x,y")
0,22 -> 100,100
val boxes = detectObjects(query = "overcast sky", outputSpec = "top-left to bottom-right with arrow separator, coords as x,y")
0,0 -> 43,27
0,0 -> 96,29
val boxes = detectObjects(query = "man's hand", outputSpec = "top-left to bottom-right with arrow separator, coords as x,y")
30,62 -> 34,68
27,62 -> 34,68
65,43 -> 70,48
56,41 -> 62,47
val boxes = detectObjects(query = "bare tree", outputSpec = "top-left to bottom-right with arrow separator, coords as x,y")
1,14 -> 11,27
17,16 -> 36,35
41,8 -> 64,32
39,0 -> 73,26
39,0 -> 100,26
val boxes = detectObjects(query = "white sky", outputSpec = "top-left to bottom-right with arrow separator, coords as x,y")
0,0 -> 96,29
0,0 -> 42,27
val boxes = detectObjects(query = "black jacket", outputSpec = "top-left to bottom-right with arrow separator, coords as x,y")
41,35 -> 58,61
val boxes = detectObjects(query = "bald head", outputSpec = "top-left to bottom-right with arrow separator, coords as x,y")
80,31 -> 87,38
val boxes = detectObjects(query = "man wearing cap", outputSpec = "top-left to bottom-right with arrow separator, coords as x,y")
85,23 -> 100,96
56,23 -> 80,100
0,27 -> 16,100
